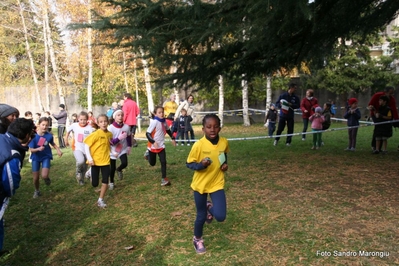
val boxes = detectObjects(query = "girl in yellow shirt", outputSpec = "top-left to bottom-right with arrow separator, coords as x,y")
84,114 -> 113,208
186,114 -> 230,254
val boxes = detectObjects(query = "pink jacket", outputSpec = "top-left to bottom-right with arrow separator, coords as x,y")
122,98 -> 140,126
309,114 -> 325,130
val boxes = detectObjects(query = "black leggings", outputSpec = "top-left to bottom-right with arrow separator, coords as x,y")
148,149 -> 167,178
110,154 -> 128,183
91,165 -> 110,187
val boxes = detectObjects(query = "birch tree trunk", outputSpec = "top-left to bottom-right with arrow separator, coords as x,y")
42,14 -> 50,111
87,1 -> 93,111
18,0 -> 44,112
123,52 -> 130,93
218,75 -> 224,127
44,0 -> 65,105
140,48 -> 154,115
133,59 -> 141,133
241,74 -> 250,126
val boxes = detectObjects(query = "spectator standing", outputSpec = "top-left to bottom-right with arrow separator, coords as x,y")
0,104 -> 20,134
274,83 -> 300,146
52,104 -> 67,148
344,98 -> 361,151
106,102 -> 119,119
300,89 -> 319,141
175,95 -> 195,143
309,107 -> 325,150
372,95 -> 392,154
163,94 -> 178,128
368,86 -> 398,152
264,103 -> 278,137
122,93 -> 140,141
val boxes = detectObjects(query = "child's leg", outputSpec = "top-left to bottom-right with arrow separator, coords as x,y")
175,130 -> 181,144
382,139 -> 387,151
312,130 -> 317,147
158,149 -> 167,179
110,159 -> 116,183
375,139 -> 381,151
91,166 -> 100,187
32,161 -> 41,191
316,132 -> 322,147
99,165 -> 110,199
193,191 -> 208,238
184,131 -> 189,144
148,151 -> 157,166
347,129 -> 352,148
209,189 -> 226,222
352,128 -> 358,148
73,150 -> 86,181
117,153 -> 128,171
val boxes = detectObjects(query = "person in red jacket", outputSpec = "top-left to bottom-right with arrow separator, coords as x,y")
368,86 -> 399,152
300,89 -> 319,141
122,93 -> 140,142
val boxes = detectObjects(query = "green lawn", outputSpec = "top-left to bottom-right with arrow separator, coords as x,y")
2,122 -> 399,265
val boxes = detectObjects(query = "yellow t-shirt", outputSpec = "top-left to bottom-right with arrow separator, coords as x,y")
187,136 -> 230,194
163,101 -> 178,118
83,129 -> 112,166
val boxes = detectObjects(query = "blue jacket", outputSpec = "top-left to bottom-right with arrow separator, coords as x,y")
275,92 -> 300,119
0,133 -> 25,220
344,108 -> 361,126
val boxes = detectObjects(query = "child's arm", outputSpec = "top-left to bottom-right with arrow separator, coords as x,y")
166,129 -> 176,146
30,146 -> 45,153
84,144 -> 94,165
51,143 -> 63,157
186,158 -> 212,170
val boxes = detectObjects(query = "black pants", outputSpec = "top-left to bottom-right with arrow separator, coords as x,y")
91,165 -> 110,187
275,117 -> 294,144
57,125 -> 66,148
110,154 -> 128,183
148,149 -> 167,179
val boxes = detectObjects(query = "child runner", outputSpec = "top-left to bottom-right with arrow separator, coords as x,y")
309,107 -> 325,150
65,111 -> 93,185
108,109 -> 131,190
84,114 -> 113,208
186,114 -> 230,254
343,98 -> 361,151
372,95 -> 392,154
144,106 -> 176,186
29,117 -> 63,198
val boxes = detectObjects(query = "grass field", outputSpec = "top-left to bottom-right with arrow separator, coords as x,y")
1,121 -> 399,265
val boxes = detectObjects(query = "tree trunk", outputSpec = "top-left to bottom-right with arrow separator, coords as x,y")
218,75 -> 224,127
44,0 -> 65,105
18,0 -> 44,112
87,1 -> 93,111
123,52 -> 130,93
241,74 -> 250,126
140,48 -> 154,115
42,13 -> 50,111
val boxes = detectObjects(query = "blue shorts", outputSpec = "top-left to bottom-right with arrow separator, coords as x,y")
32,159 -> 51,172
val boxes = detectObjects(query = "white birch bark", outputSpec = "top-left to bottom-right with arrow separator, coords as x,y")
42,13 -> 50,111
44,0 -> 65,105
218,75 -> 224,127
266,75 -> 272,113
140,48 -> 154,115
18,0 -> 44,111
241,74 -> 250,126
87,1 -> 93,111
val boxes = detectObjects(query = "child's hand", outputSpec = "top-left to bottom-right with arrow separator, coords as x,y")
38,146 -> 45,152
171,139 -> 176,146
118,132 -> 127,140
221,163 -> 228,172
88,160 -> 94,166
201,157 -> 212,167
57,150 -> 63,157
154,142 -> 159,149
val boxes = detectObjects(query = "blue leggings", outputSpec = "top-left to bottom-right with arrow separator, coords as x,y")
194,189 -> 226,238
